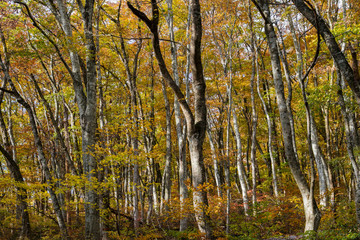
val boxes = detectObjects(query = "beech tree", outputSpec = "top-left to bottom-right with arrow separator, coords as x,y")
1,0 -> 360,239
127,0 -> 212,237
252,0 -> 321,231
15,0 -> 101,238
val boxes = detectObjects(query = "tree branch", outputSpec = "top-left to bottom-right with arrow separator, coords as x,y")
15,0 -> 76,81
300,1 -> 321,83
127,0 -> 195,131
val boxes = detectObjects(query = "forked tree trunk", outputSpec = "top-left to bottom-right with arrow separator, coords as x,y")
128,0 -> 212,237
29,0 -> 101,237
253,0 -> 321,231
276,18 -> 300,167
285,15 -> 331,208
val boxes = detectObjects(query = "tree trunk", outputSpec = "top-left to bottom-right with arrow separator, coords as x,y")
39,0 -> 101,237
79,1 -> 100,237
161,78 -> 172,213
286,14 -> 331,208
248,7 -> 258,213
178,3 -> 192,229
232,110 -> 249,215
256,55 -> 279,197
208,129 -> 222,197
128,0 -> 211,236
337,69 -> 360,226
253,0 -> 321,231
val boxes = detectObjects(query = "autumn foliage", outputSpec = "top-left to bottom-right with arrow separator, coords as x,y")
0,0 -> 360,239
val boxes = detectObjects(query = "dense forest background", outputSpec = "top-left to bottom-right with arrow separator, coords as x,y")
0,0 -> 360,239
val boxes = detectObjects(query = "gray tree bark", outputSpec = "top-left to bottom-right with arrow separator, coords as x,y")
167,0 -> 190,229
128,0 -> 212,237
210,6 -> 238,232
337,70 -> 360,227
252,0 -> 321,231
160,78 -> 172,213
255,53 -> 279,198
248,6 -> 258,214
283,15 -> 331,208
77,1 -> 100,237
232,109 -> 249,215
207,129 -> 222,197
163,0 -> 179,216
23,0 -> 101,237
143,52 -> 158,223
